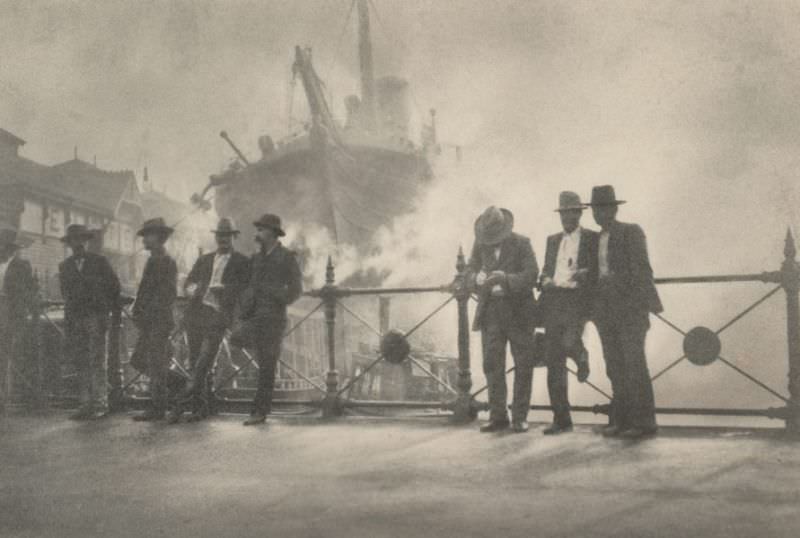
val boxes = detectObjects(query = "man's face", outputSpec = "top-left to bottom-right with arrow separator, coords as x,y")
559,209 -> 583,233
66,237 -> 88,253
215,233 -> 234,252
142,232 -> 163,251
255,226 -> 277,246
592,205 -> 618,229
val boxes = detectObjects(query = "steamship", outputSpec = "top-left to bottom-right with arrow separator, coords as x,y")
192,1 -> 447,402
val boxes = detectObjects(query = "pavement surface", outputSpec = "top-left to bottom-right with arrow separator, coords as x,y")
1,411 -> 799,538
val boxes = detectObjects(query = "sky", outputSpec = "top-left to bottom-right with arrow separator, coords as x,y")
2,0 -> 800,414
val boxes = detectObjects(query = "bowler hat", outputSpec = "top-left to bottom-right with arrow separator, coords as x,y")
60,224 -> 95,243
555,191 -> 586,212
589,185 -> 626,206
212,217 -> 239,235
474,206 -> 514,246
137,217 -> 174,237
253,213 -> 286,237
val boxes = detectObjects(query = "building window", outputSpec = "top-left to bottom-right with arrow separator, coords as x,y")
20,199 -> 43,234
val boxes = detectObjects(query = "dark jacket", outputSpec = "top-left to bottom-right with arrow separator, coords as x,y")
59,252 -> 121,322
540,227 -> 599,317
466,232 -> 539,331
594,221 -> 663,316
241,243 -> 302,323
184,250 -> 250,328
1,255 -> 36,329
132,252 -> 178,332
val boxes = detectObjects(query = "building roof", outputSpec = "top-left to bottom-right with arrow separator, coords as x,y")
0,128 -> 26,148
1,153 -> 139,217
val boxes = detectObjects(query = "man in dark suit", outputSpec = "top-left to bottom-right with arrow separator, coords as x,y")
168,217 -> 250,423
59,224 -> 121,420
539,192 -> 598,434
467,206 -> 539,433
0,228 -> 36,413
131,218 -> 178,422
239,213 -> 302,426
589,185 -> 663,439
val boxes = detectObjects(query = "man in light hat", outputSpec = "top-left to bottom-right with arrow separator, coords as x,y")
0,228 -> 36,413
131,217 -> 178,421
239,213 -> 302,426
467,206 -> 539,433
168,218 -> 250,423
539,192 -> 598,434
589,185 -> 662,439
58,224 -> 121,420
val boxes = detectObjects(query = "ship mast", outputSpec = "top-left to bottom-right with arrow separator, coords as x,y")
357,0 -> 377,131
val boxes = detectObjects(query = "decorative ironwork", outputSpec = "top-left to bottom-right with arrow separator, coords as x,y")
683,327 -> 721,366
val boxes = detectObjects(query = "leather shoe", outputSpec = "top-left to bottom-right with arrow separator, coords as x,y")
576,350 -> 590,383
510,421 -> 529,433
69,407 -> 94,421
543,423 -> 573,435
133,410 -> 165,422
166,409 -> 183,424
619,427 -> 658,440
479,421 -> 509,433
600,424 -> 623,437
243,413 -> 267,426
186,411 -> 205,423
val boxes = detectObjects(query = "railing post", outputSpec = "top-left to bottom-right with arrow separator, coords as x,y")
452,246 -> 476,422
107,304 -> 124,412
782,228 -> 800,433
31,297 -> 47,409
322,256 -> 342,418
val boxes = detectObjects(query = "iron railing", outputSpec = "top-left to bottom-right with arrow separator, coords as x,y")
9,228 -> 800,433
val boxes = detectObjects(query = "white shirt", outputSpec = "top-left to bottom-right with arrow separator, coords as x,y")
0,253 -> 16,294
208,251 -> 231,289
553,227 -> 581,288
599,230 -> 611,278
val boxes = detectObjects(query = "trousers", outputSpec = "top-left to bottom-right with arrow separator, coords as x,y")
184,321 -> 226,414
251,317 -> 286,416
594,304 -> 656,430
480,300 -> 534,423
542,288 -> 588,427
134,326 -> 172,414
67,314 -> 109,411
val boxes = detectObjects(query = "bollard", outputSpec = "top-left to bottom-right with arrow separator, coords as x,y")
782,228 -> 800,433
452,247 -> 476,422
322,256 -> 341,418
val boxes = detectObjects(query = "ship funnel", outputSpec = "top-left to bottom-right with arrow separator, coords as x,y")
376,76 -> 411,139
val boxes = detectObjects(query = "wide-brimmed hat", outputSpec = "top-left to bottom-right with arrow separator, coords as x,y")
474,206 -> 514,246
555,191 -> 586,212
60,224 -> 95,243
253,213 -> 286,237
212,217 -> 239,235
137,217 -> 174,237
589,185 -> 626,206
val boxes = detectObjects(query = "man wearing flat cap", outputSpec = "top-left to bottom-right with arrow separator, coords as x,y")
239,213 -> 302,426
59,224 -> 121,420
467,206 -> 539,433
589,185 -> 662,440
168,218 -> 250,423
539,192 -> 598,434
131,217 -> 178,421
0,228 -> 36,413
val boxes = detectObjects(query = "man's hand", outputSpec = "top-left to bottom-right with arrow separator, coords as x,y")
485,270 -> 506,287
475,271 -> 487,286
572,268 -> 589,284
185,282 -> 199,297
